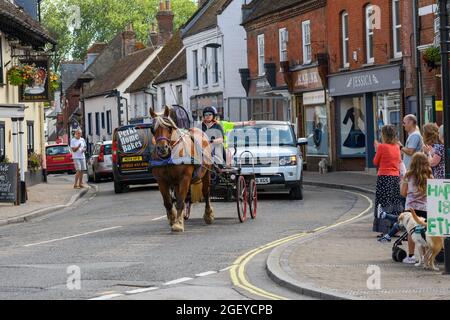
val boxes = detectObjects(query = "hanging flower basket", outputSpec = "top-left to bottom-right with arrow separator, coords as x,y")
7,64 -> 60,92
423,46 -> 441,71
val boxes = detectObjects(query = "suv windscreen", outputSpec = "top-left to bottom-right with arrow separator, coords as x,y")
228,125 -> 296,147
116,127 -> 153,154
46,145 -> 71,156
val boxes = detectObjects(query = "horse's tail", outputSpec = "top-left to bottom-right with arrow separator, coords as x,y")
190,181 -> 203,203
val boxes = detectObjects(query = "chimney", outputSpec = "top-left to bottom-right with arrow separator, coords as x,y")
122,22 -> 137,56
148,23 -> 159,48
156,0 -> 174,47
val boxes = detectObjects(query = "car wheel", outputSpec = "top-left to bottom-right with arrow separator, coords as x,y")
114,180 -> 124,194
93,171 -> 100,183
87,173 -> 94,182
289,183 -> 303,200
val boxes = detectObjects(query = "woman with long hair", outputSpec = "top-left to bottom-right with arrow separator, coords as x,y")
423,123 -> 445,179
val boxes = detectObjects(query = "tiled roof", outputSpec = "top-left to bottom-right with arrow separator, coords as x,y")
0,0 -> 56,47
87,43 -> 108,54
83,47 -> 155,98
182,0 -> 231,38
154,48 -> 186,85
242,0 -> 311,25
126,31 -> 184,93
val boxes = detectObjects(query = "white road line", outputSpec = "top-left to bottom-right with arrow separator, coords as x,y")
89,293 -> 124,300
125,287 -> 159,294
219,266 -> 231,272
23,226 -> 123,247
151,216 -> 166,221
163,277 -> 193,286
195,271 -> 217,277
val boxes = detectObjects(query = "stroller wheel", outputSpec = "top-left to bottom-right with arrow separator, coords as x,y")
392,248 -> 399,262
396,248 -> 407,263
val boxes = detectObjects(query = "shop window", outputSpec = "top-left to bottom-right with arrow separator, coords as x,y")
0,122 -> 5,162
27,121 -> 34,155
341,12 -> 349,68
339,96 -> 366,157
305,105 -> 329,156
375,91 -> 401,141
257,34 -> 265,76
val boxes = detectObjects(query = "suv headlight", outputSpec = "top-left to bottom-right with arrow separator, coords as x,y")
279,155 -> 297,166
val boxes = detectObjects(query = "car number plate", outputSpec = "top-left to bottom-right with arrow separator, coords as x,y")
122,156 -> 143,163
53,157 -> 65,161
255,178 -> 271,185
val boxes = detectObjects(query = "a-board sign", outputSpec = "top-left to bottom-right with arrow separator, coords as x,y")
427,180 -> 450,237
0,163 -> 19,204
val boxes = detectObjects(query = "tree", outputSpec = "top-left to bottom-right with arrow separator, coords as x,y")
41,0 -> 197,68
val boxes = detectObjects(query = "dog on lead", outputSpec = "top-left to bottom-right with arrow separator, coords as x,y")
397,210 -> 444,271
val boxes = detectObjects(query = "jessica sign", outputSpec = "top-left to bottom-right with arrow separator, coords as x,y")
427,180 -> 450,237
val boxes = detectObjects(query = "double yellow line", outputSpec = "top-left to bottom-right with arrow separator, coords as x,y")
229,190 -> 374,300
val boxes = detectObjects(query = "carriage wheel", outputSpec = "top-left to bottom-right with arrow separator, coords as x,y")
237,176 -> 247,223
248,179 -> 257,219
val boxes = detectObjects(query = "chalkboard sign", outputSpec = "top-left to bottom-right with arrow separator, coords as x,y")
0,163 -> 19,204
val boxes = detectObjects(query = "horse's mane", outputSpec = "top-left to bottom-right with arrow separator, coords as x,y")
153,111 -> 178,131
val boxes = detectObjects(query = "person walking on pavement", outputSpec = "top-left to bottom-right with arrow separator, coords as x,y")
373,125 -> 403,234
70,129 -> 87,189
423,123 -> 445,179
401,115 -> 423,170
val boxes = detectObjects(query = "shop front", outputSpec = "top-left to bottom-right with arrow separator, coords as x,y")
328,64 -> 402,172
281,61 -> 330,171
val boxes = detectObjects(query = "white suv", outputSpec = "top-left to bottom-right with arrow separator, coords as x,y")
228,121 -> 308,200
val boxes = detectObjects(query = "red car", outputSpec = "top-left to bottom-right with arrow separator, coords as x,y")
46,144 -> 75,174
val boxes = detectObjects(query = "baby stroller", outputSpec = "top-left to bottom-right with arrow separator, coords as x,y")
392,230 -> 445,263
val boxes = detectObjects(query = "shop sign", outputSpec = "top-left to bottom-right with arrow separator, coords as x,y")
329,65 -> 401,96
303,90 -> 326,105
293,68 -> 323,92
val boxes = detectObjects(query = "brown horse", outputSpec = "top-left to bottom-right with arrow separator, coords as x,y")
150,106 -> 214,232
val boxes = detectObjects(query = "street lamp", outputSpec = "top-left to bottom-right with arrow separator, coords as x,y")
438,0 -> 450,274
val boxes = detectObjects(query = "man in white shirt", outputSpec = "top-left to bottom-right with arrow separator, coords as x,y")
401,114 -> 423,170
70,129 -> 87,189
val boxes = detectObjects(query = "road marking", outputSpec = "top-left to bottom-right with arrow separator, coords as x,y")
220,266 -> 231,272
195,271 -> 217,277
23,226 -> 123,247
163,277 -> 193,286
89,293 -> 124,300
152,216 -> 166,221
230,190 -> 374,300
125,287 -> 159,294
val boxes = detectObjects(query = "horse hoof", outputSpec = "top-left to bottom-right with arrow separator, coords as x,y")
203,215 -> 214,225
171,223 -> 184,232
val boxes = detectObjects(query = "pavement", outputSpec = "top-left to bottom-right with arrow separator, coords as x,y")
0,174 -> 91,227
269,171 -> 450,300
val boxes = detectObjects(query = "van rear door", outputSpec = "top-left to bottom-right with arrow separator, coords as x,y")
115,126 -> 154,174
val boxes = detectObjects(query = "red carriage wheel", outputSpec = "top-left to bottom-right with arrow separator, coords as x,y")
237,175 -> 247,223
248,179 -> 257,219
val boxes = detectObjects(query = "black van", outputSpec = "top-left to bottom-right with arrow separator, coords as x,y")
112,123 -> 156,193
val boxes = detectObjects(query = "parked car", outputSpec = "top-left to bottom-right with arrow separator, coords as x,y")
228,121 -> 308,200
46,144 -> 75,174
112,123 -> 156,193
87,141 -> 113,182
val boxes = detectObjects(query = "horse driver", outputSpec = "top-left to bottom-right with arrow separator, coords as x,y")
201,106 -> 226,167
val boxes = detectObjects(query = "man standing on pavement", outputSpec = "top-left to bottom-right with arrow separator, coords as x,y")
70,129 -> 87,189
401,115 -> 423,170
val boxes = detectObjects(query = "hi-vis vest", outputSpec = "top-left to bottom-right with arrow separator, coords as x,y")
221,121 -> 235,148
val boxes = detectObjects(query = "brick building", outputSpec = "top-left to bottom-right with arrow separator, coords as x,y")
241,0 -> 328,170
327,0 -> 415,171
